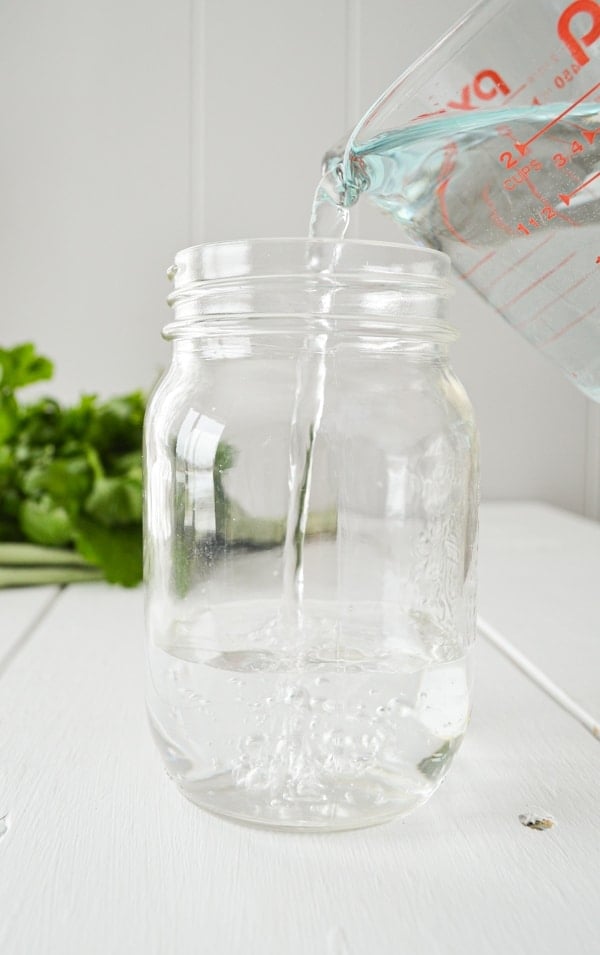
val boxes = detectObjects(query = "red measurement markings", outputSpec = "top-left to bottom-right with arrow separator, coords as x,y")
517,267 -> 597,330
553,137 -> 598,166
435,143 -> 470,246
479,235 -> 555,293
523,177 -> 578,228
557,162 -> 588,188
499,252 -> 577,311
582,126 -> 600,142
503,83 -> 527,105
437,178 -> 470,244
569,124 -> 600,143
559,170 -> 600,205
541,303 -> 599,347
534,185 -> 577,227
461,250 -> 497,280
482,185 -> 513,236
514,81 -> 600,155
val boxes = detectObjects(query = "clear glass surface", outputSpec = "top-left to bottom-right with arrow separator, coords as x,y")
316,0 -> 600,398
144,239 -> 479,831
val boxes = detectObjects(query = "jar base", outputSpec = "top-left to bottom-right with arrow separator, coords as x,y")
171,770 -> 437,833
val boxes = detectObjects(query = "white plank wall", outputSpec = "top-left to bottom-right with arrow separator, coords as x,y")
1,0 -> 598,512
200,1 -> 348,240
0,0 -> 190,401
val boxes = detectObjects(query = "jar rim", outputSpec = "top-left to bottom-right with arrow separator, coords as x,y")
167,238 -> 452,295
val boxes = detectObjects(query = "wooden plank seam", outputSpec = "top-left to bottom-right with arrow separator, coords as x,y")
477,615 -> 600,741
0,587 -> 64,681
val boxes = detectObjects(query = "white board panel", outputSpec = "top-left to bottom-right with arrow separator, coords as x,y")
479,501 -> 600,722
200,0 -> 348,240
0,568 -> 598,954
0,0 -> 190,402
0,587 -> 59,666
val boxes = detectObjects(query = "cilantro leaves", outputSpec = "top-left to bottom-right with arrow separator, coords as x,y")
0,343 -> 145,587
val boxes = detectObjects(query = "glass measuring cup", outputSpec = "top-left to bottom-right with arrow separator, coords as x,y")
323,0 -> 600,399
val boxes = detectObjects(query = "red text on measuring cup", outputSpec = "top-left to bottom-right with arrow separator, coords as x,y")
417,70 -> 511,118
446,70 -> 511,110
558,0 -> 600,66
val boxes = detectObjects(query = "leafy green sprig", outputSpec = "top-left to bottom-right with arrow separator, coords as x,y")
0,343 -> 144,587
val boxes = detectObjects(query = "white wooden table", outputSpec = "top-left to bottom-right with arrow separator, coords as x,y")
0,503 -> 598,955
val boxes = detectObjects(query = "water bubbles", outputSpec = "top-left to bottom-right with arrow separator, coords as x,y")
177,688 -> 210,708
296,778 -> 323,798
243,767 -> 271,790
171,708 -> 185,727
325,729 -> 346,750
242,734 -> 266,755
283,685 -> 309,708
274,738 -> 288,757
417,665 -> 470,737
360,733 -> 380,754
372,785 -> 387,806
150,617 -> 470,821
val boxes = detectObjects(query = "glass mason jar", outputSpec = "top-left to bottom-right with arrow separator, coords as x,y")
144,238 -> 479,832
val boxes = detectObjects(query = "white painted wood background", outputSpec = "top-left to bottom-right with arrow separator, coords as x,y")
1,0 -> 598,513
0,504 -> 599,954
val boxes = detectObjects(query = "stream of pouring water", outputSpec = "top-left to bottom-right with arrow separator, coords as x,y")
284,98 -> 600,619
281,329 -> 328,628
146,132 -> 472,826
152,85 -> 600,826
280,186 -> 351,630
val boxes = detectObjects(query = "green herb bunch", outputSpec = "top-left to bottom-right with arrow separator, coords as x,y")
0,343 -> 145,587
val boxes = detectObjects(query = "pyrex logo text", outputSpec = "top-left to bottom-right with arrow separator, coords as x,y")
558,0 -> 600,66
435,0 -> 600,114
445,70 -> 509,111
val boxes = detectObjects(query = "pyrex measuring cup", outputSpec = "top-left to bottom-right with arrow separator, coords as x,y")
329,0 -> 600,399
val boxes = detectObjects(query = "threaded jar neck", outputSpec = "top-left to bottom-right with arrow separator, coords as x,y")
164,238 -> 455,343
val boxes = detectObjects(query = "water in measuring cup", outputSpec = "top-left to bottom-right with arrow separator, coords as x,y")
147,592 -> 470,829
313,104 -> 600,398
